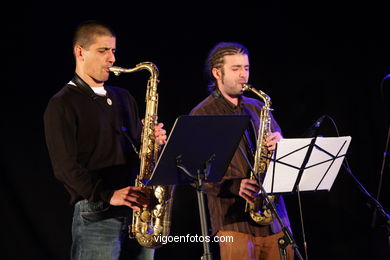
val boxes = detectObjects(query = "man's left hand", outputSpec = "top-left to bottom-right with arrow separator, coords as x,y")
154,122 -> 167,145
265,131 -> 282,151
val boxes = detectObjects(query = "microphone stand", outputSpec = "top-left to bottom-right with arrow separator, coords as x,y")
343,160 -> 390,246
371,126 -> 390,229
322,109 -> 390,246
256,179 -> 304,260
371,74 -> 390,228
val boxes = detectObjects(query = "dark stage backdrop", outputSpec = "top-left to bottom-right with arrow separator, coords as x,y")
3,2 -> 390,260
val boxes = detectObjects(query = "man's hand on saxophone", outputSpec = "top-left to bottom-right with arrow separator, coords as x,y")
265,131 -> 282,151
239,179 -> 260,204
141,119 -> 167,145
154,122 -> 167,145
109,186 -> 150,211
239,131 -> 282,204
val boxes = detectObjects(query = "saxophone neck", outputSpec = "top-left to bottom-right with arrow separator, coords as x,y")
109,62 -> 159,77
242,83 -> 272,108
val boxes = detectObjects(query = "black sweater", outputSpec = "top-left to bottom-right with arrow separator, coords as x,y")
44,82 -> 142,204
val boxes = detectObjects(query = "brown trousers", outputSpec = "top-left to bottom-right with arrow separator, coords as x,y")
217,231 -> 294,260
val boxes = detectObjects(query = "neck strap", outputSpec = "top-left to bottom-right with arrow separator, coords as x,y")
72,74 -> 98,100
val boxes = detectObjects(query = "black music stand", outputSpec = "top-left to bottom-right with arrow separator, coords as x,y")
147,115 -> 250,260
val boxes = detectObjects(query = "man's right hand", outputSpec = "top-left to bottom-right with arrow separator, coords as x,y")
239,178 -> 260,204
109,186 -> 149,211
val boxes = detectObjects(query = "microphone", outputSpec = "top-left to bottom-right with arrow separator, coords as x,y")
302,115 -> 326,137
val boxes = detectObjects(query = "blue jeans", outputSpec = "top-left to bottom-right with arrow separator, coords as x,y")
71,200 -> 154,260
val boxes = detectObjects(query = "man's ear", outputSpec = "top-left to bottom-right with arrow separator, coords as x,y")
212,68 -> 222,81
74,45 -> 84,61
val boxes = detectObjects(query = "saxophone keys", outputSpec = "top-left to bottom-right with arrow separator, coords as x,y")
140,210 -> 151,222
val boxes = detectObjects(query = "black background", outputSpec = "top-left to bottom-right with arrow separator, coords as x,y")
3,2 -> 390,260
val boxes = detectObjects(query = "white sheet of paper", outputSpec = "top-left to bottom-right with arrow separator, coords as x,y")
263,136 -> 351,193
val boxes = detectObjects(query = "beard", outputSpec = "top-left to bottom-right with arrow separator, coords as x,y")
223,82 -> 243,97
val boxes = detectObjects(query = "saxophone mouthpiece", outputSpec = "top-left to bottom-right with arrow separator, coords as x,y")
242,83 -> 252,92
109,66 -> 123,76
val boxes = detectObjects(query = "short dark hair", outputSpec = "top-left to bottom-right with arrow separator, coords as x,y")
72,20 -> 115,50
205,42 -> 249,92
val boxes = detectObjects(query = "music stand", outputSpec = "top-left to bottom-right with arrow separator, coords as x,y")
147,115 -> 251,260
259,136 -> 352,259
263,136 -> 352,194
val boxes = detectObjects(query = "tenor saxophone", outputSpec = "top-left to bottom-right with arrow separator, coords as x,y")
109,62 -> 174,248
242,83 -> 275,225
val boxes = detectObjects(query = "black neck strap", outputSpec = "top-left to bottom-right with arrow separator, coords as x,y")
72,74 -> 99,100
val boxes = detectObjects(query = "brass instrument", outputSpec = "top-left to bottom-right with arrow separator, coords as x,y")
109,62 -> 174,248
242,83 -> 275,225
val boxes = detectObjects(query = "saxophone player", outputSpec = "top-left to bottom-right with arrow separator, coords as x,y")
190,42 -> 293,260
44,20 -> 166,260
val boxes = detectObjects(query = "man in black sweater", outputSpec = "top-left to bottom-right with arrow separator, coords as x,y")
44,21 -> 166,260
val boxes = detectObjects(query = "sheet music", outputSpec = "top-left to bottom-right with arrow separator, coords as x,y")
300,136 -> 351,191
263,136 -> 352,194
263,138 -> 311,193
